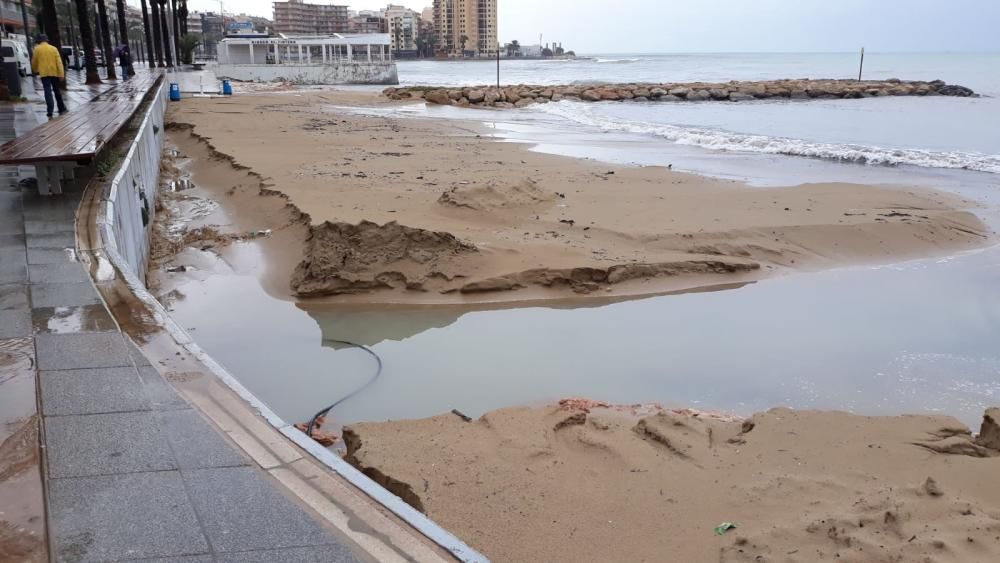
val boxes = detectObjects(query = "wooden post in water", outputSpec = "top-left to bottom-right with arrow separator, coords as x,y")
858,47 -> 865,81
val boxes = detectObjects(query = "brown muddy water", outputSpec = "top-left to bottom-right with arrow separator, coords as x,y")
152,129 -> 1000,432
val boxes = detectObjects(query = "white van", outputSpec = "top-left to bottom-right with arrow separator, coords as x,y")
1,38 -> 31,76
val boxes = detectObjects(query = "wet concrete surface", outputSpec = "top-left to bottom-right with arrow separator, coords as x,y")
0,338 -> 46,563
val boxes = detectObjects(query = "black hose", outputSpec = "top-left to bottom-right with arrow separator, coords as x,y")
306,339 -> 383,437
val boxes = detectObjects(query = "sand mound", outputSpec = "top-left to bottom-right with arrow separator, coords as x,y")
291,220 -> 478,296
437,178 -> 554,211
344,405 -> 1000,563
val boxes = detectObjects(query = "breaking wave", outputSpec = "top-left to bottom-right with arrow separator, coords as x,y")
594,57 -> 642,64
536,101 -> 1000,174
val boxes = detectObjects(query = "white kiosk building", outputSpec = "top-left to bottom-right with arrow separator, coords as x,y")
216,34 -> 398,85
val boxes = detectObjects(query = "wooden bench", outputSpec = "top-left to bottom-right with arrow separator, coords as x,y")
0,73 -> 163,195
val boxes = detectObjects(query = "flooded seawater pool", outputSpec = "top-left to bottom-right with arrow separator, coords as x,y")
164,239 -> 1000,428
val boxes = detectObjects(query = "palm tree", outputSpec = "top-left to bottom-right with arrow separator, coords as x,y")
459,34 -> 468,56
95,0 -> 116,78
156,0 -> 172,66
148,0 -> 163,66
169,0 -> 180,64
73,0 -> 101,83
511,39 -> 520,56
39,0 -> 63,55
177,33 -> 199,64
139,0 -> 155,67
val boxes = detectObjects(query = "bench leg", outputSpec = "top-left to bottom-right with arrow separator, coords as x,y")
35,164 -> 54,196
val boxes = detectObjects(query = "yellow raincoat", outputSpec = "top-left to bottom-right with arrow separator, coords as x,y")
31,42 -> 64,79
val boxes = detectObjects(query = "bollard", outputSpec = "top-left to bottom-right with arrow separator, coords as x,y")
222,79 -> 232,96
169,82 -> 181,101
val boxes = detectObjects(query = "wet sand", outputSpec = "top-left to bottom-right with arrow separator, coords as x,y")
162,90 -> 992,305
345,403 -> 1000,563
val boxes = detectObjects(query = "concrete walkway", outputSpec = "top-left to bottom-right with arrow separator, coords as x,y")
1,75 -> 366,563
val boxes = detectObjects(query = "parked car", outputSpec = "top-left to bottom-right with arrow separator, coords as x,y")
1,38 -> 30,76
77,48 -> 106,67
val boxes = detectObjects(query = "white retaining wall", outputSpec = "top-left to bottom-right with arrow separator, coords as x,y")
97,78 -> 168,284
216,63 -> 398,85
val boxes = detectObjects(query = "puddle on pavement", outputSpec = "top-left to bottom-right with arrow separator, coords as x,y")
0,338 -> 47,563
31,304 -> 117,334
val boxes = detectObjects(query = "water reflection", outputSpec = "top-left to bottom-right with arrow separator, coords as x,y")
165,244 -> 1000,429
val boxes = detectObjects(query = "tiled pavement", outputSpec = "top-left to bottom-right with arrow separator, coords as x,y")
1,78 -> 364,563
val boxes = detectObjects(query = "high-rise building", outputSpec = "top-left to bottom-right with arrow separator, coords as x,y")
348,9 -> 386,34
385,4 -> 419,55
432,0 -> 496,57
273,0 -> 349,35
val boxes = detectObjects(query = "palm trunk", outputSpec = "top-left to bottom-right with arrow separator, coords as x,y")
156,0 -> 172,67
139,0 -> 155,67
149,0 -> 163,66
96,0 -> 116,78
169,0 -> 180,65
74,0 -> 101,84
115,0 -> 133,73
40,0 -> 63,53
179,0 -> 188,35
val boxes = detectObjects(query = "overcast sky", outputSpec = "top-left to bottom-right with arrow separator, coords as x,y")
172,0 -> 1000,53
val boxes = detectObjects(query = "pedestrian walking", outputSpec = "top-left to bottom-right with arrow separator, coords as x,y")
31,34 -> 68,118
115,43 -> 132,80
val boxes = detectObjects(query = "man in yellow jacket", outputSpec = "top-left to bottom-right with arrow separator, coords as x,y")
31,34 -> 68,118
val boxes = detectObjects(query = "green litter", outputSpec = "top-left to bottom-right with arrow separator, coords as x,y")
714,522 -> 737,535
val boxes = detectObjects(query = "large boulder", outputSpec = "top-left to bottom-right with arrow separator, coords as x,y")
425,90 -> 453,105
599,89 -> 621,100
938,84 -> 974,96
687,89 -> 711,101
668,87 -> 689,97
514,98 -> 534,108
483,89 -> 501,104
658,94 -> 682,102
709,88 -> 729,100
505,88 -> 521,103
448,90 -> 463,101
467,89 -> 486,103
728,92 -> 754,102
650,87 -> 667,97
494,101 -> 514,108
634,88 -> 651,98
581,90 -> 602,101
790,90 -> 809,100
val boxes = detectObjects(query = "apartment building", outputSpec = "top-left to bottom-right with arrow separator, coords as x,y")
349,10 -> 386,34
432,0 -> 496,57
273,0 -> 349,35
385,4 -> 419,55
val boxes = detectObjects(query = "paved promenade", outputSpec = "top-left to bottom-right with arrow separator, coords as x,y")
1,72 -> 367,563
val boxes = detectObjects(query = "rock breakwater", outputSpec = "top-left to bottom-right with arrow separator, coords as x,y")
384,78 -> 975,108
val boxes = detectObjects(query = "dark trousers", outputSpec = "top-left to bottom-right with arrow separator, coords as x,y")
41,76 -> 67,116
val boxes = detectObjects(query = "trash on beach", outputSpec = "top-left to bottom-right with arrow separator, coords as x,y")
714,522 -> 737,535
248,229 -> 272,238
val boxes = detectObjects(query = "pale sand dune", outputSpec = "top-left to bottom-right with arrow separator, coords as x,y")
165,91 -> 992,305
345,405 -> 1000,563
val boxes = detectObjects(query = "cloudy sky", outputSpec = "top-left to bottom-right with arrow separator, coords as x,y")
174,0 -> 1000,53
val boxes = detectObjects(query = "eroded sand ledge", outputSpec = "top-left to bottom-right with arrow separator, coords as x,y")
344,404 -> 1000,563
163,90 -> 992,305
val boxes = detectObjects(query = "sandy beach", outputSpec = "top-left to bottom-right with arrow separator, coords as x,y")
345,403 -> 1000,563
159,90 -> 992,305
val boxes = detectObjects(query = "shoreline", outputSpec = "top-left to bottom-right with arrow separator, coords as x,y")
154,89 -> 993,307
